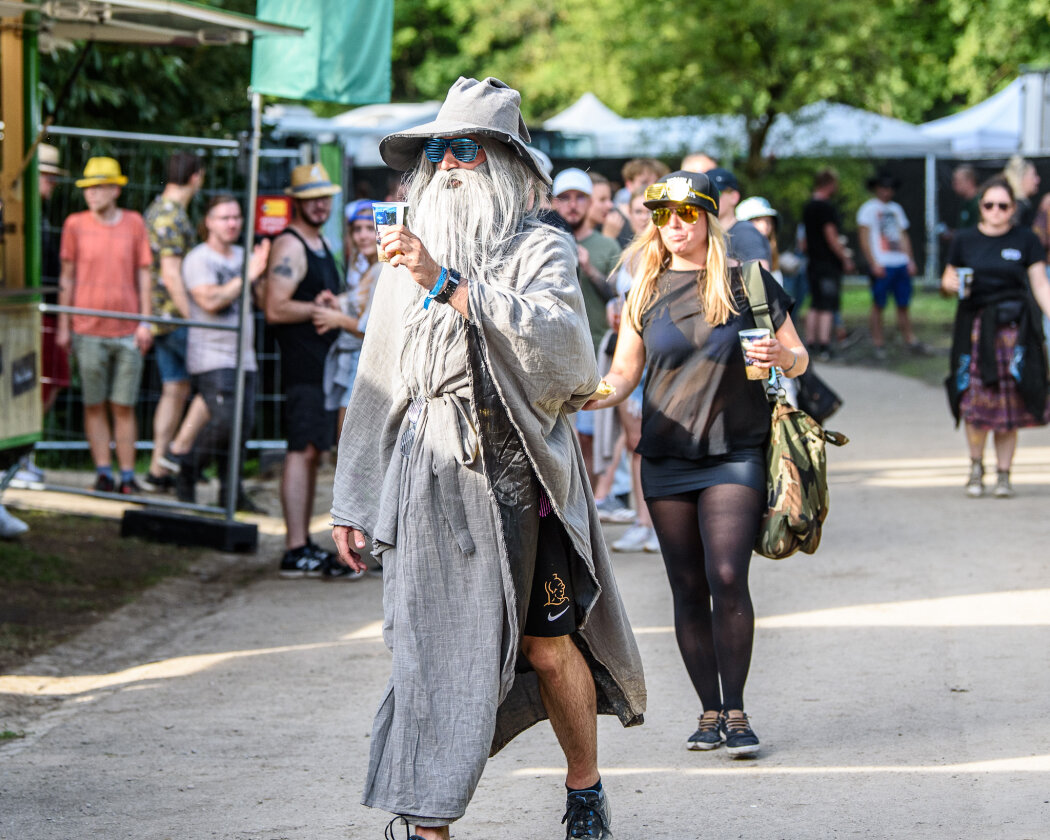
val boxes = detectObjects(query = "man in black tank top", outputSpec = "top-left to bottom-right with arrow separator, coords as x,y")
263,163 -> 356,579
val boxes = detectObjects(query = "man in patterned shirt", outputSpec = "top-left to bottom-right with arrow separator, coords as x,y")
141,152 -> 205,491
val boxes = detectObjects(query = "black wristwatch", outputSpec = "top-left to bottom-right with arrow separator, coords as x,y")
434,267 -> 461,304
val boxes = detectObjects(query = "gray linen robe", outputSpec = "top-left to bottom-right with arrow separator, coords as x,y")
330,219 -> 646,825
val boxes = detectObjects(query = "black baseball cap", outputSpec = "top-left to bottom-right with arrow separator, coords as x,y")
642,170 -> 719,215
706,167 -> 739,194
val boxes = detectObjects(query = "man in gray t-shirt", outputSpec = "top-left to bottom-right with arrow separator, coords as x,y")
707,167 -> 773,265
176,197 -> 269,508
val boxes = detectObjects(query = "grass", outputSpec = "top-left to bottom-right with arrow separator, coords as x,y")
827,283 -> 957,387
0,510 -> 206,672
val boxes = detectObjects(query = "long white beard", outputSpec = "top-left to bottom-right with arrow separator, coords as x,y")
398,150 -> 538,395
407,164 -> 514,279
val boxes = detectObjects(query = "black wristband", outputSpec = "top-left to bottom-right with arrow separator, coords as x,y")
434,267 -> 461,304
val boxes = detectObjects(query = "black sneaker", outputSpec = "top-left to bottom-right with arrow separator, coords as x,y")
119,477 -> 144,495
94,473 -> 115,493
323,556 -> 366,581
140,471 -> 175,493
562,787 -> 612,839
687,709 -> 723,750
279,544 -> 325,579
721,710 -> 760,757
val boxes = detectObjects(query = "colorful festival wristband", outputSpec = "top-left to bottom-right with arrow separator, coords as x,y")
423,267 -> 449,310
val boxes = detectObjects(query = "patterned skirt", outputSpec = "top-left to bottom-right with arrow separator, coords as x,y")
960,319 -> 1050,431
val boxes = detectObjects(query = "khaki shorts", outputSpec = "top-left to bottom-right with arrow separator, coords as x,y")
72,333 -> 144,406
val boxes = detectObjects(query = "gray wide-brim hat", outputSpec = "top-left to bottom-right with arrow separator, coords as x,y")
379,76 -> 552,186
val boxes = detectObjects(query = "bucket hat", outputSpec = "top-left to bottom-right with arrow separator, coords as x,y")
379,77 -> 552,186
866,171 -> 900,191
285,163 -> 341,199
39,144 -> 68,176
75,156 -> 127,188
736,196 -> 779,224
642,170 -> 719,216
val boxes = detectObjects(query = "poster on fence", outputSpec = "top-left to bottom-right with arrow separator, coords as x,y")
255,196 -> 291,237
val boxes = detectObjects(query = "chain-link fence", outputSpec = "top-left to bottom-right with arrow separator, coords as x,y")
34,126 -> 303,480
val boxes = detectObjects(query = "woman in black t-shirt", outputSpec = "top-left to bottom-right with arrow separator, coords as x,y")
942,176 -> 1050,498
586,171 -> 808,757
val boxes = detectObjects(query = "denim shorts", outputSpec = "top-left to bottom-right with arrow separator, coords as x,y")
575,407 -> 595,436
870,264 -> 913,309
153,326 -> 188,383
72,333 -> 144,406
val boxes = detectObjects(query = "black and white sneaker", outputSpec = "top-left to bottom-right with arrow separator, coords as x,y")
562,786 -> 613,839
721,710 -> 760,757
687,709 -> 723,750
278,545 -> 325,579
157,446 -> 186,473
322,557 -> 366,581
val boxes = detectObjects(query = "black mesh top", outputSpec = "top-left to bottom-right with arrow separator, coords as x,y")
634,266 -> 792,461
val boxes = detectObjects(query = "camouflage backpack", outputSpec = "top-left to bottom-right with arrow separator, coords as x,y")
742,263 -> 848,559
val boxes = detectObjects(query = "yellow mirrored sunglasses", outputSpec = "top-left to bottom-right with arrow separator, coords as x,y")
650,205 -> 701,227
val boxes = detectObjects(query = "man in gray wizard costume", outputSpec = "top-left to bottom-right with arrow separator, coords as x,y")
330,77 -> 645,840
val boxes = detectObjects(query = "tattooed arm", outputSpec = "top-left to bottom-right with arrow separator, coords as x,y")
263,232 -> 316,324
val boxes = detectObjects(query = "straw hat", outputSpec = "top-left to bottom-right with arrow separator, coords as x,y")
285,163 -> 341,199
39,144 -> 68,176
75,157 -> 128,188
379,77 -> 551,186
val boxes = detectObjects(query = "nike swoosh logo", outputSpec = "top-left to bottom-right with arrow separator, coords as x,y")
547,604 -> 570,622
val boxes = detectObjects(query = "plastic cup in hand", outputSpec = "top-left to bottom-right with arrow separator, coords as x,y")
957,267 -> 973,300
372,202 -> 409,262
738,327 -> 771,380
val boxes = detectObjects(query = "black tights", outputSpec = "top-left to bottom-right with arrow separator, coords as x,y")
648,483 -> 763,712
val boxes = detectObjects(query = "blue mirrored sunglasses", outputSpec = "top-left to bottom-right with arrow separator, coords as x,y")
423,137 -> 480,163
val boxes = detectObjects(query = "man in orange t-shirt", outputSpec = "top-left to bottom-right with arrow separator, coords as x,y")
56,157 -> 153,494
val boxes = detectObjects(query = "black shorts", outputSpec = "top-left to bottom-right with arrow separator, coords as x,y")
283,381 -> 336,452
523,512 -> 578,638
808,262 -> 842,312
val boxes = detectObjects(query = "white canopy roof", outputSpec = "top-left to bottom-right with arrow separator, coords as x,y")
544,94 -> 949,159
919,79 -> 1023,154
265,101 -> 441,167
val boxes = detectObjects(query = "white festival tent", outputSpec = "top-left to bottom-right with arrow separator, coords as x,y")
919,78 -> 1023,154
542,94 -> 950,159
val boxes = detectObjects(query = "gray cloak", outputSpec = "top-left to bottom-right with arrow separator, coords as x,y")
330,219 -> 646,825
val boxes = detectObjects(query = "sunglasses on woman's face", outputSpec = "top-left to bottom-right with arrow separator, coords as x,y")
651,205 -> 701,227
981,201 -> 1012,211
423,137 -> 480,163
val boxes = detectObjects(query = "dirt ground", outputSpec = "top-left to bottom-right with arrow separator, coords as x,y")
2,367 -> 1050,839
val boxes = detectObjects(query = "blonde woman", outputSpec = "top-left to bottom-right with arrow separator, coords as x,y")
587,170 -> 808,757
1003,155 -> 1040,228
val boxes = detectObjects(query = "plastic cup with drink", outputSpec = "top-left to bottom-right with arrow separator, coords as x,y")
956,267 -> 973,300
738,327 -> 771,380
372,202 -> 410,262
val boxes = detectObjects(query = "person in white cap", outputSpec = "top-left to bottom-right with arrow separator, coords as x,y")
330,76 -> 644,840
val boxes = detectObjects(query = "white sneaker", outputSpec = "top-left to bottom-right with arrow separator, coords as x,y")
644,531 -> 661,553
612,524 -> 655,552
0,504 -> 29,538
595,496 -> 635,523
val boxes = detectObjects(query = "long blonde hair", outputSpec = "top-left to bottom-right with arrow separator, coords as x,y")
622,210 -> 736,331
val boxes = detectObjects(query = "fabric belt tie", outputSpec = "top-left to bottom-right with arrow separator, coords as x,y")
405,391 -> 479,556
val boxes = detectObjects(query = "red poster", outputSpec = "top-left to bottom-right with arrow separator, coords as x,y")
255,196 -> 291,236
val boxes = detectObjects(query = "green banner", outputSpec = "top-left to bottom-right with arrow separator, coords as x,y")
251,0 -> 392,105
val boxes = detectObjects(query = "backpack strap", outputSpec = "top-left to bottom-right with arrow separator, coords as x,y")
741,261 -> 774,336
741,260 -> 785,402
